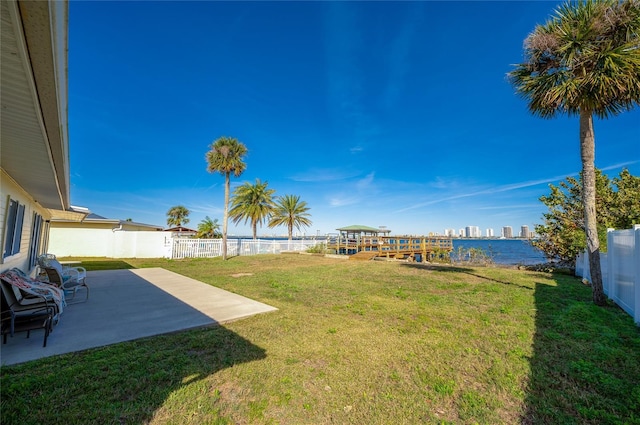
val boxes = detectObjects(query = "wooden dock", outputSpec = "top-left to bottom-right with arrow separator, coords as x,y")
327,235 -> 453,262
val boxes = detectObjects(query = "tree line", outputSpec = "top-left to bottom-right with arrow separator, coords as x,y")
166,137 -> 312,260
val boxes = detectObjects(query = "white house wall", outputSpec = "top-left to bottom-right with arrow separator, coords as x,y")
49,227 -> 171,258
1,171 -> 51,273
49,227 -> 113,257
113,232 -> 171,258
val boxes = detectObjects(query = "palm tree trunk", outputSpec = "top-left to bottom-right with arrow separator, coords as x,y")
222,173 -> 229,261
252,221 -> 257,240
580,111 -> 606,306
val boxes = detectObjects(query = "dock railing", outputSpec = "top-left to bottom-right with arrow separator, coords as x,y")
327,235 -> 453,261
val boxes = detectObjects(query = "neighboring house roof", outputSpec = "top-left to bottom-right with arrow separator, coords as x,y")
0,1 -> 85,220
336,225 -> 389,233
52,214 -> 164,231
86,213 -> 108,220
164,226 -> 197,233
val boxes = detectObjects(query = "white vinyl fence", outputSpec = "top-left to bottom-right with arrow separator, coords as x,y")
576,225 -> 640,325
171,238 -> 322,259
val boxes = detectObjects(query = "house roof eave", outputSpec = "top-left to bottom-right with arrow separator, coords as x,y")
0,0 -> 70,210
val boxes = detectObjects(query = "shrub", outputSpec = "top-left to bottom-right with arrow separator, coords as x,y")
306,243 -> 327,254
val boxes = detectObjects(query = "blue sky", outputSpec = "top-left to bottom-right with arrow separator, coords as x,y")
69,1 -> 639,237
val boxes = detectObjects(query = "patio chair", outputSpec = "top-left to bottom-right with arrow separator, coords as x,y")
1,297 -> 52,348
43,266 -> 89,303
37,254 -> 87,284
0,277 -> 56,341
3,268 -> 65,311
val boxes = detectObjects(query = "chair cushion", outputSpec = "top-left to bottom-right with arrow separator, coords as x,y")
50,259 -> 64,274
0,269 -> 65,314
11,285 -> 23,302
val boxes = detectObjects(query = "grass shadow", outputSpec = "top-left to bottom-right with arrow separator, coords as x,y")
59,258 -> 136,271
401,262 -> 534,290
400,262 -> 475,274
523,274 -> 640,424
1,326 -> 266,424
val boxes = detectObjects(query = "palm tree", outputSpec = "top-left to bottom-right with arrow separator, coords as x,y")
509,0 -> 640,306
268,195 -> 312,241
205,136 -> 248,260
197,216 -> 221,239
166,205 -> 190,228
229,179 -> 276,240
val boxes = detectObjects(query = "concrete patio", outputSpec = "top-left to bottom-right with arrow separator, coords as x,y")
1,268 -> 277,366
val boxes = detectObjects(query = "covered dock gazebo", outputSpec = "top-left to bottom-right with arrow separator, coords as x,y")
332,225 -> 391,255
328,225 -> 453,261
336,225 -> 391,240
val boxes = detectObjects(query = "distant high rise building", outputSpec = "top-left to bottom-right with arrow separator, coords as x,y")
520,225 -> 530,239
502,226 -> 513,238
444,228 -> 456,237
459,228 -> 465,237
486,228 -> 494,237
465,226 -> 481,238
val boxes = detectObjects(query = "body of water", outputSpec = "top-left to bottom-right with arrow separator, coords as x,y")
241,236 -> 547,266
452,239 -> 546,265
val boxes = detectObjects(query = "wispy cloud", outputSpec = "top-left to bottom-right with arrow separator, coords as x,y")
600,160 -> 639,171
396,160 -> 639,214
395,171 -> 574,213
188,203 -> 223,216
356,172 -> 375,190
475,203 -> 542,210
202,183 -> 219,192
428,176 -> 479,191
327,172 -> 376,207
328,195 -> 358,207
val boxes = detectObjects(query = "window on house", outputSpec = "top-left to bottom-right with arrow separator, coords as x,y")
42,220 -> 50,254
3,198 -> 25,259
28,212 -> 43,268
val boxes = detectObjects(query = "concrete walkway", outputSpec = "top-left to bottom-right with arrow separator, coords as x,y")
1,268 -> 277,366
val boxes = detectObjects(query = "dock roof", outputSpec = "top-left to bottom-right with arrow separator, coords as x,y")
336,225 -> 389,233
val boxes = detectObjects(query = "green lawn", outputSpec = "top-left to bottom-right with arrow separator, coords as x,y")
2,255 -> 639,424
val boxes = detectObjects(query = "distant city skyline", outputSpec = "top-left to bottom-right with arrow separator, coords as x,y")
440,225 -> 535,239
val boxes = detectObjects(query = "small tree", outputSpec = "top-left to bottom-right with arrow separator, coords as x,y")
533,168 -> 639,265
205,137 -> 248,260
166,205 -> 190,227
611,169 -> 640,228
268,195 -> 312,240
229,179 -> 276,240
196,216 -> 221,239
534,170 -> 612,265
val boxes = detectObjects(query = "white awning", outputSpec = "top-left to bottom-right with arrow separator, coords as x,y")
47,206 -> 90,222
